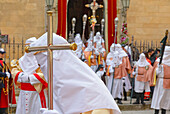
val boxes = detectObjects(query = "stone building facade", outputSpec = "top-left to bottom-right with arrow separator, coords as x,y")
127,0 -> 170,42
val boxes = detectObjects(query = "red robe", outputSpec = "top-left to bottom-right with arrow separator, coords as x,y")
0,60 -> 16,108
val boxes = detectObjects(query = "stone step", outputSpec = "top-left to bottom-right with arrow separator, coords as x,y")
117,97 -> 151,111
10,97 -> 152,113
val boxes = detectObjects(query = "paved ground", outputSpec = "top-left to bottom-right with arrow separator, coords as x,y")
122,110 -> 170,114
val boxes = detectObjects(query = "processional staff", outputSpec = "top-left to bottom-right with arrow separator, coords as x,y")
101,19 -> 105,37
72,18 -> 76,42
25,0 -> 77,110
85,0 -> 103,54
82,14 -> 87,44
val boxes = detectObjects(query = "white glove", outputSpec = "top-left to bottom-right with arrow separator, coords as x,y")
40,108 -> 59,114
132,71 -> 136,75
90,55 -> 94,59
109,66 -> 114,73
95,50 -> 99,55
18,72 -> 29,83
156,64 -> 162,75
6,72 -> 11,78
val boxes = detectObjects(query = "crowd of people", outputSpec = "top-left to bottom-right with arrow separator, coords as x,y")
0,32 -> 169,114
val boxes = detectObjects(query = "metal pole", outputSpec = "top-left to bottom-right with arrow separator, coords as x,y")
17,44 -> 19,60
13,37 -> 15,59
8,39 -> 10,68
22,37 -> 24,55
47,10 -> 53,110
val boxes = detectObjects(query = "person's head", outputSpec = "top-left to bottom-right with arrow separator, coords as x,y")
96,32 -> 101,39
115,44 -> 122,52
148,49 -> 154,56
0,48 -> 6,58
139,53 -> 146,62
110,43 -> 115,53
25,37 -> 37,46
87,41 -> 92,49
156,48 -> 160,55
74,34 -> 81,43
143,51 -> 149,59
112,51 -> 121,65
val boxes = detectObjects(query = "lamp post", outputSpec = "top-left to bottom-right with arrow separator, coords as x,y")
45,0 -> 54,110
121,0 -> 130,18
114,17 -> 119,43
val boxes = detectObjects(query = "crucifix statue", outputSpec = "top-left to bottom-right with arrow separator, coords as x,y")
85,0 -> 103,54
85,0 -> 103,20
25,10 -> 77,110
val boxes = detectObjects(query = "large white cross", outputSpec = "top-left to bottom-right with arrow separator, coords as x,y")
25,11 -> 77,110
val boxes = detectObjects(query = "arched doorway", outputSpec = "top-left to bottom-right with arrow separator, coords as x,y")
67,0 -> 105,40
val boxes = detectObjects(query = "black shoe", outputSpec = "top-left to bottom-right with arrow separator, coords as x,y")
144,98 -> 149,101
117,99 -> 123,104
124,98 -> 127,101
155,109 -> 159,114
161,109 -> 166,114
133,101 -> 139,104
141,102 -> 145,105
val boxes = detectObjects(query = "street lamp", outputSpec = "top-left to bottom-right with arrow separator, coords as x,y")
121,0 -> 130,10
121,0 -> 130,18
46,0 -> 54,11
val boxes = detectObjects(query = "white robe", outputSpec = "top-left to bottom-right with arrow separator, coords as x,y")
15,74 -> 47,114
16,89 -> 46,114
151,67 -> 170,110
107,74 -> 123,99
122,76 -> 132,92
30,33 -> 121,114
134,67 -> 150,93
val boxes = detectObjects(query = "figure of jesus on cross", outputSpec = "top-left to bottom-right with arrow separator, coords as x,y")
85,0 -> 103,54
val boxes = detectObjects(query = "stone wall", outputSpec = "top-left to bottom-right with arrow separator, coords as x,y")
0,0 -> 46,42
127,0 -> 170,43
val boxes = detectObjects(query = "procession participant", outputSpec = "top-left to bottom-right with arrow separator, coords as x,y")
86,31 -> 93,47
83,41 -> 99,72
106,51 -> 126,104
121,44 -> 132,101
0,48 -> 16,114
106,44 -> 127,104
151,46 -> 170,114
131,53 -> 153,105
73,33 -> 85,59
94,32 -> 105,49
28,32 -> 121,114
95,43 -> 107,83
96,42 -> 107,67
116,44 -> 131,101
11,37 -> 48,114
143,51 -> 152,101
96,64 -> 104,79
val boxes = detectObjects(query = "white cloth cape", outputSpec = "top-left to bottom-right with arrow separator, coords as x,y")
133,65 -> 150,93
19,53 -> 39,75
162,46 -> 170,66
29,33 -> 121,114
115,44 -> 128,58
151,60 -> 170,109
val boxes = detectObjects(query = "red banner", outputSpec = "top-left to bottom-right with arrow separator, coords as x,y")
108,0 -> 117,51
56,0 -> 67,38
